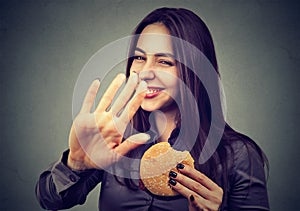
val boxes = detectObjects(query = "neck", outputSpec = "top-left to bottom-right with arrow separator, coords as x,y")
153,104 -> 179,143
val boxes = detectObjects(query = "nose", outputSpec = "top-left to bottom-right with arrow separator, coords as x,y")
139,70 -> 155,81
137,56 -> 156,81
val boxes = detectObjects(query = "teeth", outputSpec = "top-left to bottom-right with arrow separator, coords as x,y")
146,89 -> 160,94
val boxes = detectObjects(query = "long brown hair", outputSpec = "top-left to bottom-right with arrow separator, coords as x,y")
120,7 -> 268,208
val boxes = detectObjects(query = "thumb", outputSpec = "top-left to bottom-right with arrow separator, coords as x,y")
115,133 -> 150,156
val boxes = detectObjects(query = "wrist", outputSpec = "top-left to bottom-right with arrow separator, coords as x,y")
67,155 -> 88,171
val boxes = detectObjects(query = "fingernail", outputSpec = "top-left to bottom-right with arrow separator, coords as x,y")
169,171 -> 177,178
177,163 -> 185,169
93,79 -> 100,85
128,133 -> 150,143
145,133 -> 151,141
168,178 -> 177,186
139,133 -> 151,142
190,194 -> 194,202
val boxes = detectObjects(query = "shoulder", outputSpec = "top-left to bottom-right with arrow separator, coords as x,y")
227,139 -> 266,171
216,126 -> 269,209
222,138 -> 269,209
220,138 -> 269,209
221,137 -> 267,180
221,137 -> 266,193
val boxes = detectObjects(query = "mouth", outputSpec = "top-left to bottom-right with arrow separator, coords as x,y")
145,87 -> 164,99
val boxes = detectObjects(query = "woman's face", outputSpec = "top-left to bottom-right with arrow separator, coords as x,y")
130,23 -> 179,112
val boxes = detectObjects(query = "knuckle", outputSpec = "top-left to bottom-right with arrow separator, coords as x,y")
112,82 -> 121,90
89,88 -> 98,96
211,203 -> 221,211
214,186 -> 223,197
128,103 -> 139,115
118,94 -> 128,104
210,191 -> 223,206
137,93 -> 146,101
84,97 -> 94,105
133,91 -> 144,100
102,96 -> 113,103
218,187 -> 224,197
216,196 -> 223,205
191,183 -> 202,192
197,173 -> 205,181
214,206 -> 221,211
211,194 -> 220,203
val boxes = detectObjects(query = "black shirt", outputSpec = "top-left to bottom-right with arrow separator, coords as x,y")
36,133 -> 269,210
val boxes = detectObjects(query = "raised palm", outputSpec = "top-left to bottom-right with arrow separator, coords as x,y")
68,73 -> 149,170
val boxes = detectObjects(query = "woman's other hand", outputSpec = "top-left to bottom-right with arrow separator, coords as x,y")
68,72 -> 149,170
169,164 -> 223,211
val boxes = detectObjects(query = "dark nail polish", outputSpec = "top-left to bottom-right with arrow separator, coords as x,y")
177,163 -> 185,169
169,178 -> 177,186
169,171 -> 177,178
190,195 -> 194,202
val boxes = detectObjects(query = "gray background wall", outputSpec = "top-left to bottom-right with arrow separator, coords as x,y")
1,0 -> 299,210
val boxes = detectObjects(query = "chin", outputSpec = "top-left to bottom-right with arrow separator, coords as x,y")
141,104 -> 160,112
141,99 -> 175,112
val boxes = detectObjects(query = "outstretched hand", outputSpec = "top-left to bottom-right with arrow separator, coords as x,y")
68,72 -> 149,170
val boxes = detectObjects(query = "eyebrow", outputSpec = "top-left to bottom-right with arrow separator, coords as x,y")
135,47 -> 175,59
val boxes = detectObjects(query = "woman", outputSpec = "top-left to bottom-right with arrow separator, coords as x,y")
36,8 -> 269,210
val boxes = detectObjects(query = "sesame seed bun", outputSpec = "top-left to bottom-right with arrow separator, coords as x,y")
140,142 -> 194,196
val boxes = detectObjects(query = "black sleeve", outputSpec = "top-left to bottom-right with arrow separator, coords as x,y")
35,150 -> 103,210
228,142 -> 269,210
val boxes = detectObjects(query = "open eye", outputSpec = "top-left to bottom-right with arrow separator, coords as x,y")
133,55 -> 146,62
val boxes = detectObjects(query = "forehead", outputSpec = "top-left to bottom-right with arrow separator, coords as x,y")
136,23 -> 173,54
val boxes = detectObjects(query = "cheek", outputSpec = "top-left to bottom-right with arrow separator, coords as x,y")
158,68 -> 178,83
162,79 -> 179,101
167,76 -> 180,98
163,73 -> 179,89
170,77 -> 179,87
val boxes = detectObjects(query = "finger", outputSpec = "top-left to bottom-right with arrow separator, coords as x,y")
168,178 -> 208,206
188,195 -> 210,211
114,133 -> 150,156
96,73 -> 126,112
188,195 -> 198,211
118,80 -> 147,124
189,194 -> 221,211
169,171 -> 211,200
177,164 -> 221,191
80,79 -> 101,113
169,179 -> 217,210
111,72 -> 138,116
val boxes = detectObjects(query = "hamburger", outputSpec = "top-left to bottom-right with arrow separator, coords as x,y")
140,142 -> 194,196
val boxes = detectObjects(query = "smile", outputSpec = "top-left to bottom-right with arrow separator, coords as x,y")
145,87 -> 164,98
